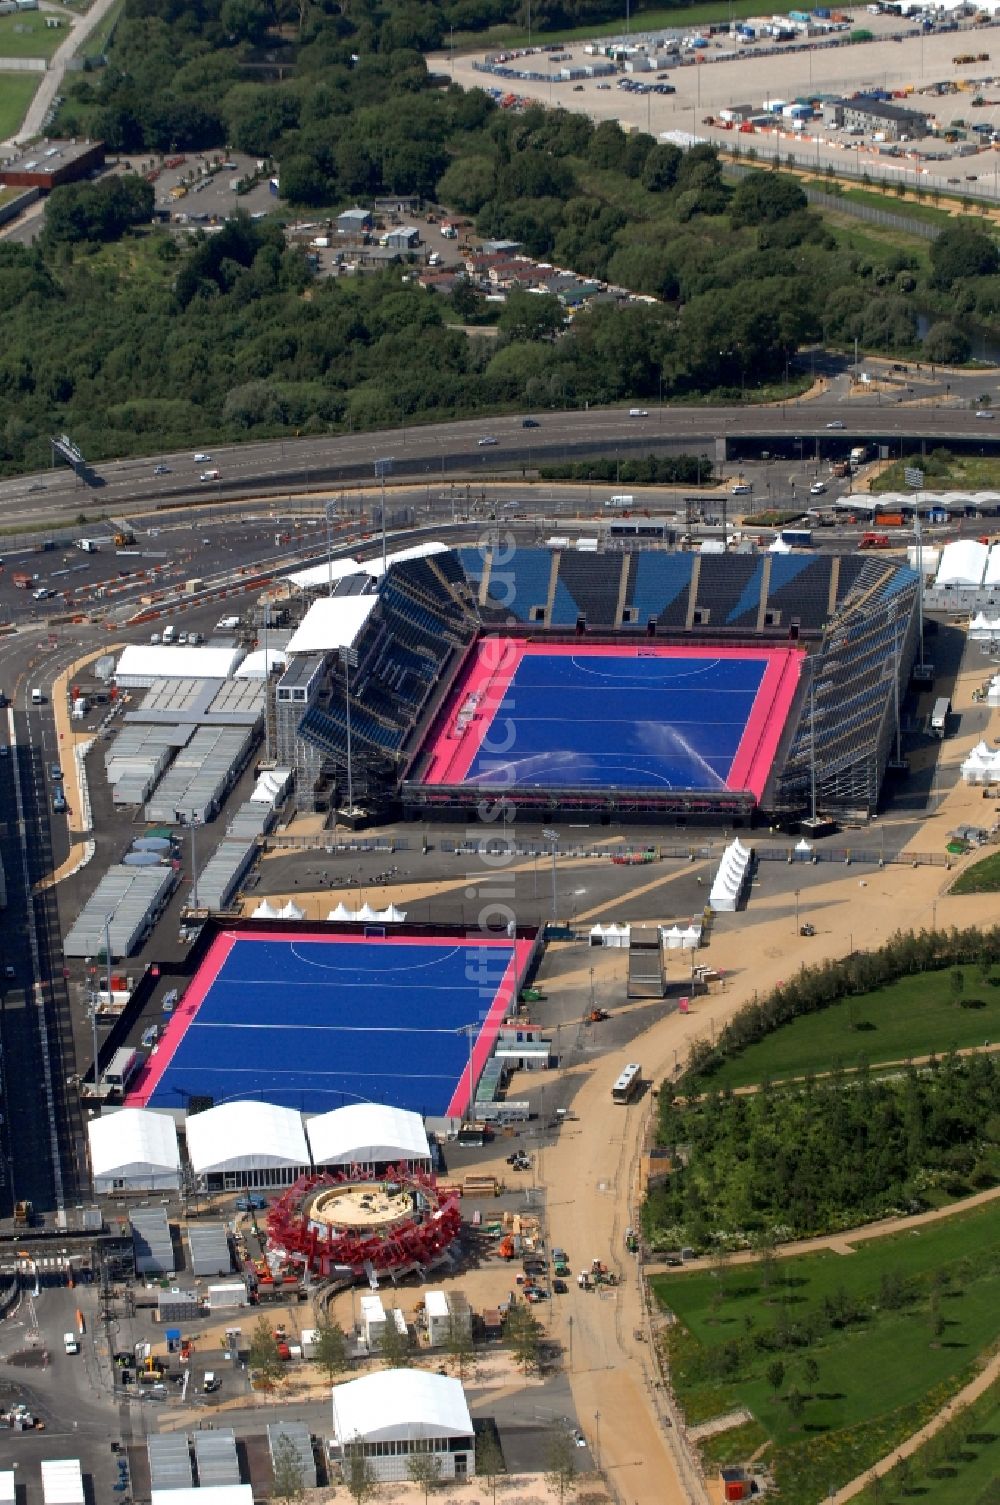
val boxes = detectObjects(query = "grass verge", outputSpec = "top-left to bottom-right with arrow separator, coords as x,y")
452,0 -> 792,49
849,1380 -> 1000,1505
0,71 -> 40,138
952,851 -> 1000,895
0,10 -> 66,58
690,964 -> 1000,1090
651,1202 -> 1000,1503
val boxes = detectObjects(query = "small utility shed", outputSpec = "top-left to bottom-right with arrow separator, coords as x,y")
130,1205 -> 174,1276
187,1222 -> 232,1277
267,1423 -> 317,1490
41,1461 -> 85,1505
147,1435 -> 194,1492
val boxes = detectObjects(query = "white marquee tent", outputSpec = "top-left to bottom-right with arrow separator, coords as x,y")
114,644 -> 245,688
305,1104 -> 430,1169
285,596 -> 377,656
709,838 -> 752,913
935,539 -> 989,590
88,1108 -> 181,1194
184,1102 -> 310,1185
327,903 -> 407,922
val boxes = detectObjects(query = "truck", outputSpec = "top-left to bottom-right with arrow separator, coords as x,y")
850,445 -> 868,467
780,527 -> 814,548
162,624 -> 177,643
12,571 -> 32,589
876,512 -> 906,528
859,532 -> 890,549
75,538 -> 99,553
102,1046 -> 143,1093
63,1332 -> 79,1355
113,528 -> 135,547
606,494 -> 634,509
931,696 -> 951,736
199,469 -> 220,482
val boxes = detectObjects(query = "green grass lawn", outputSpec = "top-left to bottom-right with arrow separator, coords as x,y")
850,1381 -> 1000,1505
0,11 -> 67,58
874,454 -> 1000,495
0,71 -> 39,138
694,965 -> 1000,1091
452,0 -> 795,49
651,1203 -> 1000,1502
835,186 -> 954,227
953,851 -> 1000,894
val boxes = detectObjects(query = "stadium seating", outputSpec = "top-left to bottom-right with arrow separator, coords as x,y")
693,556 -> 762,627
765,556 -> 834,627
625,554 -> 695,626
550,553 -> 624,627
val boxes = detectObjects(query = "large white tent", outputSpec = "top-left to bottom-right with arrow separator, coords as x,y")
935,540 -> 988,589
285,596 -> 377,656
114,644 -> 246,688
330,1370 -> 475,1484
362,541 -> 451,579
286,557 -> 363,592
306,1103 -> 430,1170
88,1108 -> 181,1194
184,1102 -> 310,1187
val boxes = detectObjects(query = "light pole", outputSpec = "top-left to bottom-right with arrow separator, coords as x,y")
375,457 -> 393,575
794,888 -> 800,935
594,1409 -> 601,1467
340,645 -> 359,818
543,829 -> 559,924
324,498 -> 339,597
176,811 -> 201,910
460,1022 -> 477,1124
262,600 -> 272,762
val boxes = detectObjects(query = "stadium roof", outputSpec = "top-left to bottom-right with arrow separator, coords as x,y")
936,539 -> 988,588
364,541 -> 450,579
305,1103 -> 429,1166
88,1109 -> 180,1180
185,1102 -> 309,1176
285,557 -> 363,591
285,596 -> 377,655
330,1370 -> 473,1445
115,645 -> 245,682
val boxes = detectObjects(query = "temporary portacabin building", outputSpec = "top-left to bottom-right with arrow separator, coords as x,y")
151,1489 -> 253,1505
709,838 -> 753,913
184,1101 -> 311,1189
147,1434 -> 194,1493
193,1430 -> 240,1488
130,1205 -> 175,1276
88,1108 -> 181,1194
305,1103 -> 430,1172
329,1369 -> 476,1484
63,864 -> 176,959
267,1424 -> 316,1490
187,1221 -> 233,1278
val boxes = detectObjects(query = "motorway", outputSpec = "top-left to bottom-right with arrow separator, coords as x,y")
5,374 -> 1000,532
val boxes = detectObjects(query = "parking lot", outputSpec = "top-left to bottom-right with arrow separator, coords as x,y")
116,150 -> 279,227
439,12 -> 1000,198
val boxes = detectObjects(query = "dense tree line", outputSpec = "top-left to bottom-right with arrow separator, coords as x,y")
538,455 -> 714,484
644,1052 -> 1000,1248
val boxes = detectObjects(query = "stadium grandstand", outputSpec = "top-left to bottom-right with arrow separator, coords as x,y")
275,543 -> 918,825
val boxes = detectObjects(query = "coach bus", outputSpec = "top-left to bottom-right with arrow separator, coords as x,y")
612,1063 -> 642,1104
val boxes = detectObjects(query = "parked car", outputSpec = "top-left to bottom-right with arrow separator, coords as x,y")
521,417 -> 540,428
478,435 -> 498,447
52,791 -> 67,814
153,464 -> 171,475
810,481 -> 826,495
977,409 -> 994,419
826,419 -> 845,429
235,1193 -> 268,1211
50,763 -> 62,781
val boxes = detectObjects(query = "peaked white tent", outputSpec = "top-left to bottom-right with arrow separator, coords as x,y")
252,898 -> 279,919
305,1104 -> 430,1170
962,740 -> 1000,784
709,838 -> 752,913
277,899 -> 304,921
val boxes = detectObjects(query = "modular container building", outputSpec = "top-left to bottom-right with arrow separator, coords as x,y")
130,1206 -> 174,1276
266,1425 -> 316,1491
63,864 -> 176,959
147,1435 -> 194,1493
187,1223 -> 233,1278
193,1430 -> 240,1488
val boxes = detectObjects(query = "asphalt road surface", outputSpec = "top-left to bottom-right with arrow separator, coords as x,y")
5,384 -> 1000,531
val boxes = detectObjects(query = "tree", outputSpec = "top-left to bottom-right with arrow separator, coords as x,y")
545,1432 -> 579,1505
506,1304 -> 542,1376
444,1315 -> 475,1379
475,1428 -> 505,1505
930,218 -> 1000,288
344,1447 -> 379,1505
802,1355 -> 819,1394
249,1315 -> 284,1387
270,1433 -> 306,1504
377,1312 -> 412,1368
785,1385 -> 806,1425
766,1359 -> 786,1397
950,967 -> 965,1007
406,1444 -> 442,1504
730,170 -> 807,226
924,321 -> 971,365
312,1313 -> 349,1382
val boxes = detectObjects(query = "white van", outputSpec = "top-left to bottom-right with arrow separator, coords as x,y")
730,482 -> 753,496
606,494 -> 634,509
31,688 -> 43,705
63,1333 -> 79,1354
162,625 -> 177,644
